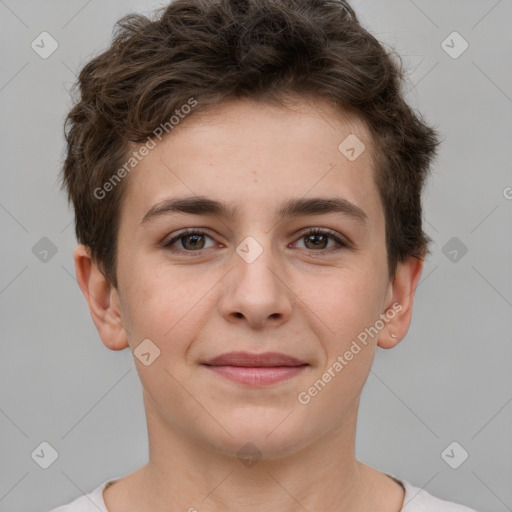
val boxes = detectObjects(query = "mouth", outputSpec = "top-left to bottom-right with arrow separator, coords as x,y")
201,351 -> 309,386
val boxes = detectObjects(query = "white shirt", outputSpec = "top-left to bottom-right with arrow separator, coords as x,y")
48,474 -> 479,511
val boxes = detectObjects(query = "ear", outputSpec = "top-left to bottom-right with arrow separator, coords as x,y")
73,244 -> 129,351
377,255 -> 425,350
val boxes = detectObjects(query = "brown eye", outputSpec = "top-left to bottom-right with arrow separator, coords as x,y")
294,228 -> 348,252
304,232 -> 329,250
163,229 -> 215,252
181,233 -> 206,250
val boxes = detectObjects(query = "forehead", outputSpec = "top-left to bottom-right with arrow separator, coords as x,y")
118,97 -> 382,230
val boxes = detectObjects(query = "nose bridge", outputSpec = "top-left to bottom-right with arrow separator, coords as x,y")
235,232 -> 284,298
238,234 -> 280,290
220,231 -> 294,326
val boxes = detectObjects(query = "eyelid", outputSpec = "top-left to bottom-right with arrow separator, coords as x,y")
162,226 -> 352,253
293,227 -> 351,248
161,228 -> 218,249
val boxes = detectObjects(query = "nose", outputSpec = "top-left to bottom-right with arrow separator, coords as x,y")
218,237 -> 294,329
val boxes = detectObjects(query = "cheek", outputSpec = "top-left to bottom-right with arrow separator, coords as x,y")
310,266 -> 384,333
121,263 -> 209,353
302,272 -> 385,386
302,275 -> 382,396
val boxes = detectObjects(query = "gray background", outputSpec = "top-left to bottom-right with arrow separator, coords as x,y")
1,1 -> 511,511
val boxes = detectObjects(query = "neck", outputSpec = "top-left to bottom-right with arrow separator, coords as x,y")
104,393 -> 405,512
138,398 -> 377,511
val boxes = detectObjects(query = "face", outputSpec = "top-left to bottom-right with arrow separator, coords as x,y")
95,97 -> 407,459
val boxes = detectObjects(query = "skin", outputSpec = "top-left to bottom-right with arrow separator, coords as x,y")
74,96 -> 424,512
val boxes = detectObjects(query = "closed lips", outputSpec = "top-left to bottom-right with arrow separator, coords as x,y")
202,352 -> 308,367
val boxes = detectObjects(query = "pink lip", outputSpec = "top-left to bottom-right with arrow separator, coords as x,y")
202,351 -> 307,367
201,351 -> 309,386
204,365 -> 307,385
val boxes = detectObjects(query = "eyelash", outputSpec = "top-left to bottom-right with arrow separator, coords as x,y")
161,228 -> 350,255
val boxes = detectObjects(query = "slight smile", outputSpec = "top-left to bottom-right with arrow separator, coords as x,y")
201,351 -> 310,386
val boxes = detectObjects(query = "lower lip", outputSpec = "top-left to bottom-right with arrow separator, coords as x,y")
203,365 -> 308,385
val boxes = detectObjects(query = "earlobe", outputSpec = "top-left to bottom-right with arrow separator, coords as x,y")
377,256 -> 425,350
73,244 -> 129,351
378,330 -> 401,350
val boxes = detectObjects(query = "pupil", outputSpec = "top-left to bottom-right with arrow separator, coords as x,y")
184,234 -> 204,250
307,234 -> 326,249
180,234 -> 328,251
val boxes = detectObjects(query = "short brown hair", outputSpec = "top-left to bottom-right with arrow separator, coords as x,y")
60,0 -> 441,288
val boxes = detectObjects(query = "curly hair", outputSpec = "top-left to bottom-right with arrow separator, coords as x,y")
60,0 -> 441,288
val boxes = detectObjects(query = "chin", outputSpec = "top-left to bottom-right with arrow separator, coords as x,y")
204,417 -> 313,462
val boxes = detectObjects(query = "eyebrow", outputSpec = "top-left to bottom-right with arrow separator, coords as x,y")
139,195 -> 368,226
